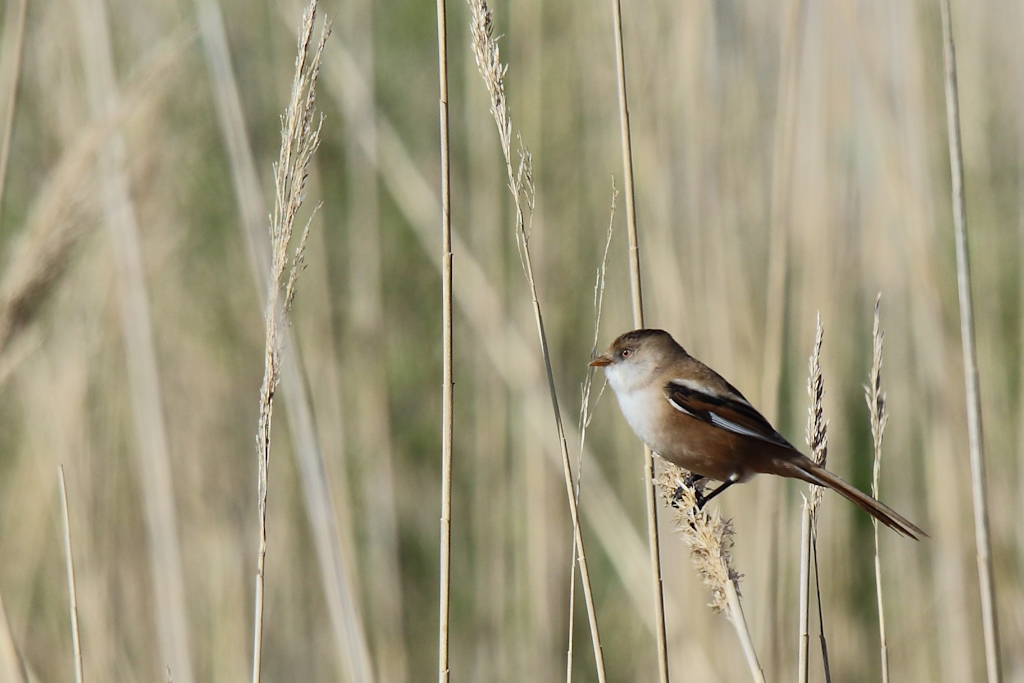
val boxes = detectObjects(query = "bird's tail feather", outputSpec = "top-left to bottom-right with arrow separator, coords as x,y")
780,459 -> 926,540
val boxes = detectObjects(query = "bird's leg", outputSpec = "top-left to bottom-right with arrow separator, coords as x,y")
695,474 -> 740,510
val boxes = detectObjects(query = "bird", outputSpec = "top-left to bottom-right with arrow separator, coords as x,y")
589,328 -> 925,539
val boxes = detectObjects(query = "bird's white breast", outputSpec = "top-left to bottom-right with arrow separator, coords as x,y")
613,388 -> 659,446
603,356 -> 671,453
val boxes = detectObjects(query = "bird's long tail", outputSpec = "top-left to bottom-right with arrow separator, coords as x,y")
777,457 -> 926,540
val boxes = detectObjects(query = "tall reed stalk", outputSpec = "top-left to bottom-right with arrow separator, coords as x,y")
938,2 -> 1002,681
609,3 -> 669,679
435,0 -> 454,678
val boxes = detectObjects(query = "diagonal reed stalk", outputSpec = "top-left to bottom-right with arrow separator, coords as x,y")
866,295 -> 890,683
610,3 -> 670,680
251,5 -> 329,682
937,3 -> 1002,682
321,32 -> 680,634
468,2 -> 607,680
436,0 -> 454,679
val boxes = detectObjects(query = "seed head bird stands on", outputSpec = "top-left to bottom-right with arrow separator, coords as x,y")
590,329 -> 925,539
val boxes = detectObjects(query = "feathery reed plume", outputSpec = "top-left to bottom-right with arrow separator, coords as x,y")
865,295 -> 890,683
251,4 -> 329,683
0,153 -> 95,364
938,3 -> 1002,681
657,469 -> 736,613
658,466 -> 764,683
0,31 -> 186,376
798,314 -> 830,683
468,2 -> 607,679
193,5 -> 373,680
806,315 -> 829,482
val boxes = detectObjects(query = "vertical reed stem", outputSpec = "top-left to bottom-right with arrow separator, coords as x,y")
797,500 -> 811,683
610,2 -> 669,680
436,0 -> 454,679
938,3 -> 1002,681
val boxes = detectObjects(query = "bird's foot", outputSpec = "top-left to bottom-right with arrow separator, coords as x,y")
671,473 -> 706,509
670,485 -> 685,509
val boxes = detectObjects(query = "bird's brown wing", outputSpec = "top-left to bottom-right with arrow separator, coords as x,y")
665,379 -> 795,450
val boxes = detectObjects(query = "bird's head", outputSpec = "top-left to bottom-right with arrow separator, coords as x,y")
589,329 -> 684,393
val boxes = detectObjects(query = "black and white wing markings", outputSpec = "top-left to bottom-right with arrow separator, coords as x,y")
665,378 -> 794,449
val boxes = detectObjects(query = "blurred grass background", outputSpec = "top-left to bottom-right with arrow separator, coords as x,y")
0,0 -> 1021,681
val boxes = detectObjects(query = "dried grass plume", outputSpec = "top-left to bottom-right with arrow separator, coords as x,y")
657,466 -> 739,614
251,4 -> 330,683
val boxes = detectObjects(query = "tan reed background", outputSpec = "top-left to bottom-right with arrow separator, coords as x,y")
0,0 -> 1020,681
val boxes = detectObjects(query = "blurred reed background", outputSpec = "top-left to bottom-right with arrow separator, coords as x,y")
0,0 -> 1021,681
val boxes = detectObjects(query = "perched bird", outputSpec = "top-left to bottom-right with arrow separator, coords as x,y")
590,328 -> 925,539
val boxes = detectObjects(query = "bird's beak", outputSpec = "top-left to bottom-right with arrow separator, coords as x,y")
589,354 -> 612,368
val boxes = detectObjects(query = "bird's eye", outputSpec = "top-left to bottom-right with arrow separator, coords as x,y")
619,348 -> 631,359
